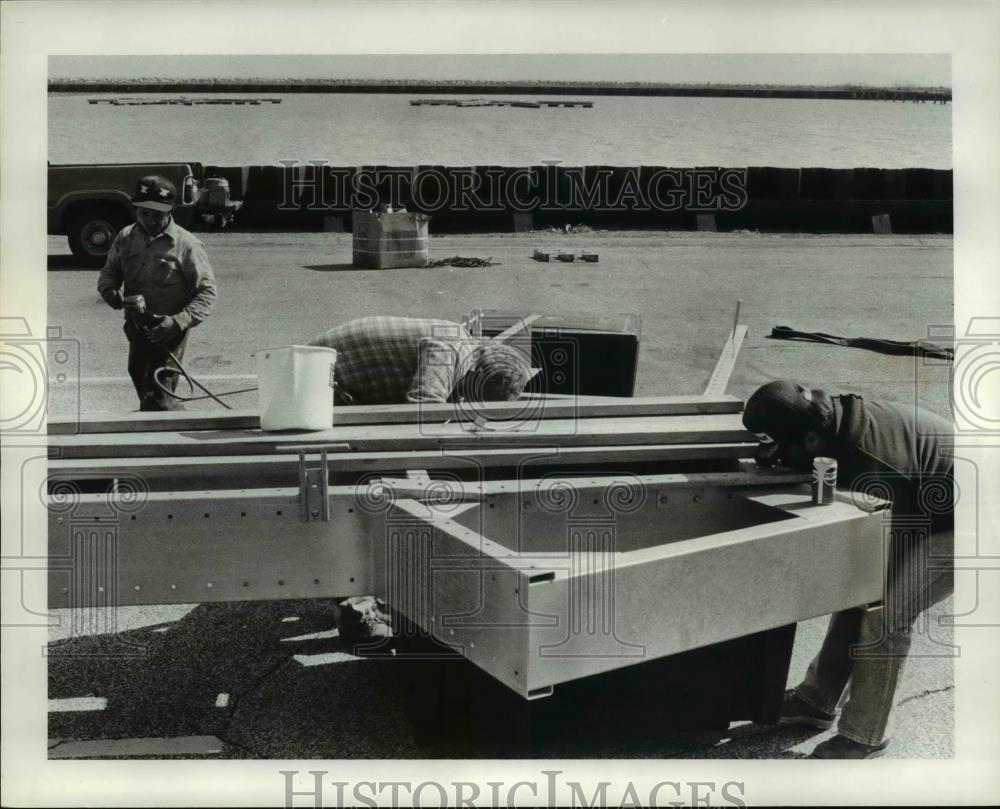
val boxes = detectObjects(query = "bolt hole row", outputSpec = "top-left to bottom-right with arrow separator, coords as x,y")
119,578 -> 329,591
163,511 -> 286,519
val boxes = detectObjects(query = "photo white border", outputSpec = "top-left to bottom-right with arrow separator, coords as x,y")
2,1 -> 998,806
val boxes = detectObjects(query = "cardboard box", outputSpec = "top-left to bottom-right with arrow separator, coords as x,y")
352,210 -> 430,269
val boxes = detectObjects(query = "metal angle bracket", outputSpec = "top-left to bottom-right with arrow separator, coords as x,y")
277,443 -> 350,522
302,457 -> 329,522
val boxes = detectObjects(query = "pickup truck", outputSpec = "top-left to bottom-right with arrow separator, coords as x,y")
48,162 -> 242,265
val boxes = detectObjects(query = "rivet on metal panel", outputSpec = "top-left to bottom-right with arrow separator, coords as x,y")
693,495 -> 702,503
170,584 -> 177,590
60,587 -> 68,595
314,579 -> 320,585
659,495 -> 668,505
278,580 -> 285,586
134,585 -> 141,591
57,517 -> 63,524
206,582 -> 213,589
97,586 -> 104,593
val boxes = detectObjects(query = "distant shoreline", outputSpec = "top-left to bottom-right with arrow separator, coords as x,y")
48,79 -> 951,102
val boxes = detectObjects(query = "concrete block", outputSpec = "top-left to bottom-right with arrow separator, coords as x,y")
872,213 -> 893,234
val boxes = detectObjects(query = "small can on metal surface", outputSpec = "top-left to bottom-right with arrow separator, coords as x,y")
812,457 -> 838,505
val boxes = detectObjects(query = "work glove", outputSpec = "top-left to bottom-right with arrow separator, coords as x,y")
102,289 -> 124,310
146,315 -> 182,347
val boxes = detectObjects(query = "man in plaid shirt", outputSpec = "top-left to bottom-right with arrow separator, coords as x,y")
309,316 -> 532,405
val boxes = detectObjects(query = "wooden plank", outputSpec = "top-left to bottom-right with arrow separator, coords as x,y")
48,394 -> 743,435
49,413 -> 753,460
704,325 -> 748,397
48,442 -> 754,486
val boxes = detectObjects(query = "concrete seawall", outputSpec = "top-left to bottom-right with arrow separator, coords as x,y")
203,164 -> 952,234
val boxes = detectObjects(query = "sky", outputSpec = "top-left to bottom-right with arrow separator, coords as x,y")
49,54 -> 951,87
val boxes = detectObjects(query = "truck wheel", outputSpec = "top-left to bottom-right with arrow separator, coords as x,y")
67,206 -> 131,265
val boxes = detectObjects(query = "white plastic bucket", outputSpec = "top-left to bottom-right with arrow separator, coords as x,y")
254,345 -> 337,431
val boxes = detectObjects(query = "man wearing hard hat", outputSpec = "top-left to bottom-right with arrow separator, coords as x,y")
97,175 -> 218,410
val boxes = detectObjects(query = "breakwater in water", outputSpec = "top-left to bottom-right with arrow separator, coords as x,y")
196,164 -> 952,234
50,80 -> 951,103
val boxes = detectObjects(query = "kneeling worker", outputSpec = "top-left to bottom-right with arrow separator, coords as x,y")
308,315 -> 533,405
308,315 -> 535,647
98,175 -> 217,411
742,380 -> 953,759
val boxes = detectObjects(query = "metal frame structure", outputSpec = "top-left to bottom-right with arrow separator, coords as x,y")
47,392 -> 890,700
46,328 -> 890,701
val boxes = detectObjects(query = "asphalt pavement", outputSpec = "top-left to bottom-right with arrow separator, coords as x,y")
45,230 -> 955,759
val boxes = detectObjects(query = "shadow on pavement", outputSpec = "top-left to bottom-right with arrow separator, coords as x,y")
302,263 -> 367,273
48,600 -> 816,759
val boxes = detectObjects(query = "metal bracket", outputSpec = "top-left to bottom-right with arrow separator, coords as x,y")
276,443 -> 350,522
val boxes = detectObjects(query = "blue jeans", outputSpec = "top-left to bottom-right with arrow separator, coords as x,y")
794,526 -> 954,746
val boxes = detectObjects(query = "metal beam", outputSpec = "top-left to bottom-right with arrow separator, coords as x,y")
47,394 -> 743,435
48,442 -> 755,488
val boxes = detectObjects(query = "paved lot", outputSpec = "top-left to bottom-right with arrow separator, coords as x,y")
45,230 -> 955,759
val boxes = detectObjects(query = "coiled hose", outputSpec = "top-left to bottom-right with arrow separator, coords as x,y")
153,349 -> 256,410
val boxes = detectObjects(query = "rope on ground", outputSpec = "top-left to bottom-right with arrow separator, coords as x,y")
426,256 -> 500,268
767,325 -> 954,361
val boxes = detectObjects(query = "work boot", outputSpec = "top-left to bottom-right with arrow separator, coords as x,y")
809,734 -> 890,759
779,689 -> 836,730
335,595 -> 394,653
